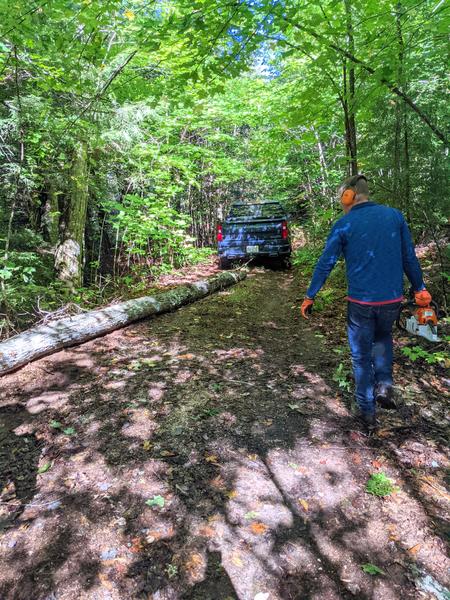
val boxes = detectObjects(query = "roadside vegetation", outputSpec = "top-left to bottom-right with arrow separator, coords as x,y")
1,0 -> 448,339
1,3 -> 449,596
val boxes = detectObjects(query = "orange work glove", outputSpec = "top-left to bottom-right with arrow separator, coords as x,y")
301,298 -> 314,319
415,289 -> 432,307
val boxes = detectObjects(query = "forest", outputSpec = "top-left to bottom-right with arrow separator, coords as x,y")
0,1 -> 449,599
0,0 -> 448,335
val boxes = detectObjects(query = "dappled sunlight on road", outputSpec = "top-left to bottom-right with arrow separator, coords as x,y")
25,390 -> 70,414
0,271 -> 448,599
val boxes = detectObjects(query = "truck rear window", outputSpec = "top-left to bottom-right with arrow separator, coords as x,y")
228,203 -> 285,219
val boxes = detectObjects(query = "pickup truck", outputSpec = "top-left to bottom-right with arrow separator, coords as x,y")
217,201 -> 292,269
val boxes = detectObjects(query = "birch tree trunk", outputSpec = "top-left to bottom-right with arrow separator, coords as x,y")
0,270 -> 247,376
55,141 -> 89,289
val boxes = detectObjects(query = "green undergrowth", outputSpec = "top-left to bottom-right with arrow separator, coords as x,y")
366,472 -> 398,497
225,280 -> 253,303
0,241 -> 215,339
332,362 -> 352,392
292,243 -> 346,312
401,344 -> 449,366
361,563 -> 386,576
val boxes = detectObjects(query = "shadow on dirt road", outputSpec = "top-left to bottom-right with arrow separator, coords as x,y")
0,269 -> 448,600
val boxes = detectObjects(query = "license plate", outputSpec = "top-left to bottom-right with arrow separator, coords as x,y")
246,245 -> 259,253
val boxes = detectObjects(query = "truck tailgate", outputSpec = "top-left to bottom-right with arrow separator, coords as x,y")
223,219 -> 283,242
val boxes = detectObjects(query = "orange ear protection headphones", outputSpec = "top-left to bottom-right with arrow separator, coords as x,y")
341,175 -> 367,206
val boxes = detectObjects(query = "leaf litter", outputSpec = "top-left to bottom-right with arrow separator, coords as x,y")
0,268 -> 448,599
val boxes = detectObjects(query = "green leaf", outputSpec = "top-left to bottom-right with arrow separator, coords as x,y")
63,427 -> 75,435
244,511 -> 259,520
366,472 -> 397,497
146,495 -> 165,508
361,563 -> 386,576
50,420 -> 62,429
0,267 -> 13,280
38,462 -> 52,474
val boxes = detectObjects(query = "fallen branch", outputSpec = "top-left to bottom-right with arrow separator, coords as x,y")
0,270 -> 246,376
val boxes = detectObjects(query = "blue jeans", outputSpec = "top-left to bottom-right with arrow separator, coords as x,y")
347,301 -> 401,415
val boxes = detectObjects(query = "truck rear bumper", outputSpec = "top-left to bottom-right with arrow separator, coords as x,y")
218,243 -> 291,259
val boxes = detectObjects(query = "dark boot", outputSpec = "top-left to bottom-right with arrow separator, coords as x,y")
359,412 -> 377,430
374,383 -> 397,410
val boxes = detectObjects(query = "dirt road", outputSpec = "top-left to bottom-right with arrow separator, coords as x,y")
0,269 -> 448,600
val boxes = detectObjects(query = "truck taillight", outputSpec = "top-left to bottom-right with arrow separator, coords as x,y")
281,220 -> 288,239
217,223 -> 223,242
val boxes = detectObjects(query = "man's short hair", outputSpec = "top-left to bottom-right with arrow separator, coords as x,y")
340,174 -> 369,197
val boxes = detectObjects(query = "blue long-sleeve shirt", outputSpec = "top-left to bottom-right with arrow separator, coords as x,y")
306,202 -> 425,303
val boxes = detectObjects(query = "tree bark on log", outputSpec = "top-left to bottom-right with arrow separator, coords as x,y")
0,270 -> 247,376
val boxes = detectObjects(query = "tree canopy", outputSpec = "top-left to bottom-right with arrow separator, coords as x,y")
0,0 -> 448,333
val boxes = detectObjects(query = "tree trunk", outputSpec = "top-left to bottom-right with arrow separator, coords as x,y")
1,47 -> 24,325
393,3 -> 412,220
344,0 -> 358,175
43,179 -> 60,246
393,4 -> 404,208
403,107 -> 411,221
393,98 -> 401,201
55,141 -> 89,289
283,15 -> 448,145
0,270 -> 247,376
313,128 -> 329,197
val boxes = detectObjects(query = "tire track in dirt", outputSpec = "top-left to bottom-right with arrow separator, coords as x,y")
0,269 -> 448,600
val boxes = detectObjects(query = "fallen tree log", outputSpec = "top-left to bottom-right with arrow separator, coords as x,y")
0,269 -> 247,376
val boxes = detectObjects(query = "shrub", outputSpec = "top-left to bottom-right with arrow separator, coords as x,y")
366,472 -> 397,497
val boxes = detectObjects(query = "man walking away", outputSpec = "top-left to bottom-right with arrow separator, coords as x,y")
300,175 -> 432,428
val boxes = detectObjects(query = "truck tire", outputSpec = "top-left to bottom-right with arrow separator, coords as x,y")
273,257 -> 291,270
219,256 -> 231,270
282,256 -> 292,270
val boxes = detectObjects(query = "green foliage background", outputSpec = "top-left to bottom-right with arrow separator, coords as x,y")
0,0 -> 448,335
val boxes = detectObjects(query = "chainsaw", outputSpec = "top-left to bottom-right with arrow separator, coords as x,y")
397,299 -> 441,343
